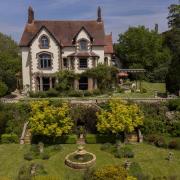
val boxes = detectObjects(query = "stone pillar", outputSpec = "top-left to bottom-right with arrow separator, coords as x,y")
74,79 -> 79,90
40,76 -> 43,91
50,77 -> 52,89
88,78 -> 93,91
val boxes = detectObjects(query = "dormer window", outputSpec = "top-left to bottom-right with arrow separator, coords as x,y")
79,40 -> 88,51
40,35 -> 49,48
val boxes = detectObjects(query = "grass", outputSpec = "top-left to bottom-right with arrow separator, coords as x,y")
113,81 -> 166,98
0,143 -> 179,179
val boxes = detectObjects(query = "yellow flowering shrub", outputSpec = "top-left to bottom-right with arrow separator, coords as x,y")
92,165 -> 128,180
29,100 -> 73,137
97,99 -> 144,134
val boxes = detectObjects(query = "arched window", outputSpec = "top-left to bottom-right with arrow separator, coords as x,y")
104,57 -> 108,65
79,40 -> 88,51
40,35 -> 49,48
39,53 -> 52,69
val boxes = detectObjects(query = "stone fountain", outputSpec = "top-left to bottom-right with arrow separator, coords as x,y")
65,146 -> 96,169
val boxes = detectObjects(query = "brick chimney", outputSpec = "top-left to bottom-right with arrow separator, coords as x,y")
28,6 -> 34,24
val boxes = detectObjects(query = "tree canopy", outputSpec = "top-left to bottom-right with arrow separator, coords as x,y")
165,2 -> 180,93
115,26 -> 171,82
0,32 -> 21,96
29,101 -> 73,137
96,99 -> 144,134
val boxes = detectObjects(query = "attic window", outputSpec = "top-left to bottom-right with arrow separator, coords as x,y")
40,35 -> 49,48
79,40 -> 88,51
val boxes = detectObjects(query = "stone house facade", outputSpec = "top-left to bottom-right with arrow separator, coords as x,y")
19,6 -> 113,92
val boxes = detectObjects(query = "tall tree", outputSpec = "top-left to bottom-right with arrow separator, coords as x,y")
167,2 -> 180,29
0,32 -> 21,95
165,2 -> 180,93
115,26 -> 171,82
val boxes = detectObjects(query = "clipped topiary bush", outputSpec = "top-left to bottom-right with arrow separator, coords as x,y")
24,152 -> 33,161
114,146 -> 134,158
1,133 -> 18,143
41,152 -> 50,160
0,81 -> 8,97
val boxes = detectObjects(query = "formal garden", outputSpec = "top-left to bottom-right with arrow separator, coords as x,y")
0,98 -> 180,180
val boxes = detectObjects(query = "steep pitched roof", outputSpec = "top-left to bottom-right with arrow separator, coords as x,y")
19,20 -> 105,47
104,34 -> 114,54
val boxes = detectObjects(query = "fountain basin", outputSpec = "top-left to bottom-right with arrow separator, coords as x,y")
65,146 -> 96,169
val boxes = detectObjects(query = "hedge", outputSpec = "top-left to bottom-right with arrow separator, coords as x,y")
1,133 -> 19,143
85,134 -> 118,144
32,134 -> 77,144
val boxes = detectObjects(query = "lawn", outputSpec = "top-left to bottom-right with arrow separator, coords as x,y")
113,81 -> 166,98
0,143 -> 180,179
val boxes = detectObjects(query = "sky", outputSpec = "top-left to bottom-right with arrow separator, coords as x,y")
0,0 -> 178,42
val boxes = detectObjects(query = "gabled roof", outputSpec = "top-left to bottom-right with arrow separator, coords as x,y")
104,34 -> 114,54
19,20 -> 105,47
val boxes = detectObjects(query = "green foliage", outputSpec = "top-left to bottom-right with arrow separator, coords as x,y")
82,64 -> 118,90
85,134 -> 118,144
32,134 -> 77,144
140,103 -> 168,135
29,100 -> 73,137
1,133 -> 18,143
167,3 -> 180,29
96,99 -> 144,134
168,99 -> 180,111
71,104 -> 98,133
68,90 -> 83,97
0,32 -> 21,93
17,163 -> 47,180
0,81 -> 8,97
114,146 -> 134,158
168,139 -> 180,150
166,54 -> 180,93
90,165 -> 128,180
0,102 -> 30,136
115,26 -> 171,82
55,70 -> 77,92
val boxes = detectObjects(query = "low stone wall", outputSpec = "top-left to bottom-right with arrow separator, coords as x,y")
65,152 -> 96,169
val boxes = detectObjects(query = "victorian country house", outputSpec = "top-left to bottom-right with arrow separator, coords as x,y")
19,6 -> 114,93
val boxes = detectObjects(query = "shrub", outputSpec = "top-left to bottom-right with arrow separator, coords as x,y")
24,152 -> 33,161
154,136 -> 167,148
41,152 -> 50,160
92,88 -> 101,95
114,149 -> 124,158
68,90 -> 83,97
91,165 -> 128,179
1,133 -> 18,143
85,134 -> 117,144
55,135 -> 77,144
145,134 -> 159,144
100,143 -> 112,151
114,146 -> 134,158
83,90 -> 93,97
141,88 -> 147,93
168,99 -> 180,111
46,88 -> 59,97
168,140 -> 180,150
85,134 -> 97,144
0,81 -> 8,97
29,91 -> 47,98
168,140 -> 178,149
